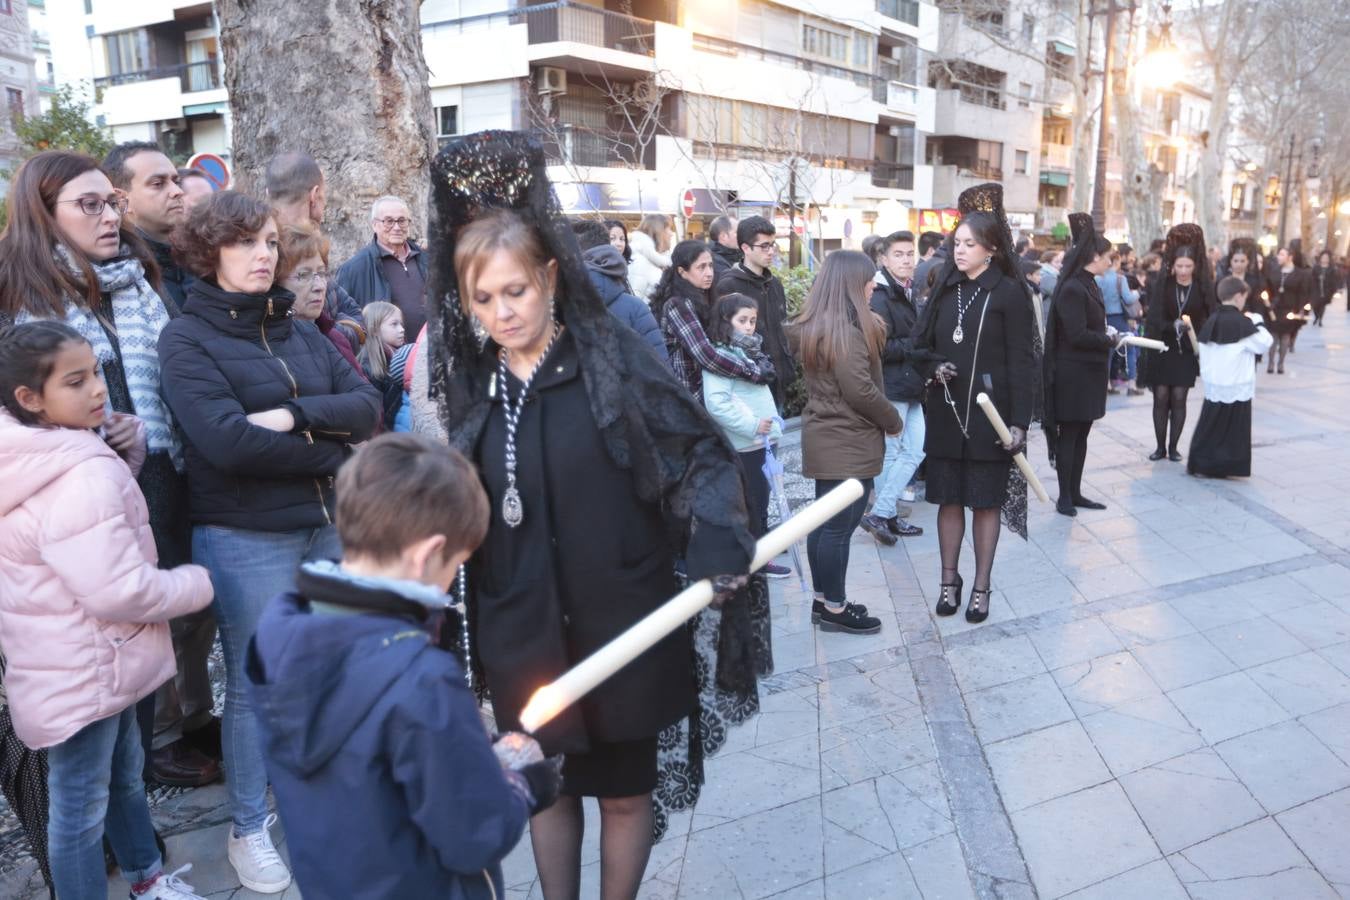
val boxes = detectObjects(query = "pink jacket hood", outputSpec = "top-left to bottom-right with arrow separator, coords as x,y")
0,410 -> 214,749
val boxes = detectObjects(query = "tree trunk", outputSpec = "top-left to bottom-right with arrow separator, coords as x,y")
1193,88 -> 1229,246
1071,0 -> 1095,213
217,0 -> 435,264
1117,81 -> 1163,246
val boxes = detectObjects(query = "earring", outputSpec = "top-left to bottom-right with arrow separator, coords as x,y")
985,256 -> 993,265
548,296 -> 557,322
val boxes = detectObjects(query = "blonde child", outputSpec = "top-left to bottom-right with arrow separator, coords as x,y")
0,321 -> 214,900
359,301 -> 413,430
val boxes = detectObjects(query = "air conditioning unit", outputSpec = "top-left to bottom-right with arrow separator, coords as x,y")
536,67 -> 568,95
160,118 -> 188,134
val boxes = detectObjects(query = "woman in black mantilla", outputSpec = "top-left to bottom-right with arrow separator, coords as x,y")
912,183 -> 1038,624
420,132 -> 769,900
1141,224 -> 1215,462
1044,213 -> 1122,517
1265,243 -> 1311,373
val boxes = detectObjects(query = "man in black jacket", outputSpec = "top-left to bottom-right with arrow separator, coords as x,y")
105,142 -> 192,312
708,215 -> 741,280
861,231 -> 929,543
715,215 -> 793,410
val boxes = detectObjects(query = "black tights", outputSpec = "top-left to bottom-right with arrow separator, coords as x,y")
531,793 -> 654,900
1151,385 -> 1189,453
938,505 -> 1001,592
1268,333 -> 1292,372
1055,421 -> 1092,503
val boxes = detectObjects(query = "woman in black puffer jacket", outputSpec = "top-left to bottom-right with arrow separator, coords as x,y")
158,191 -> 379,891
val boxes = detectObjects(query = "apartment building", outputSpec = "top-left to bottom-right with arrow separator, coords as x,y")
70,0 -> 228,159
28,0 -> 55,110
0,0 -> 40,189
423,0 -> 941,251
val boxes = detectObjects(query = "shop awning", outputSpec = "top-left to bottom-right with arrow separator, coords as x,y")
1040,171 -> 1070,187
1051,40 -> 1075,55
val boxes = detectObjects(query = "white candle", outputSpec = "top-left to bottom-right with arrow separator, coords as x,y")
1181,315 -> 1200,354
974,393 -> 1050,504
1119,335 -> 1167,351
517,479 -> 866,733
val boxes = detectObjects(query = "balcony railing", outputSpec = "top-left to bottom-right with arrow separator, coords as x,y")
693,33 -> 874,89
876,0 -> 920,26
425,2 -> 656,56
539,125 -> 657,170
872,161 -> 915,190
1040,143 -> 1071,170
94,58 -> 222,97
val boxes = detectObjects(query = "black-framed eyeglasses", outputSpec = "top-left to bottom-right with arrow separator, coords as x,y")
375,217 -> 411,229
57,196 -> 129,217
750,241 -> 777,252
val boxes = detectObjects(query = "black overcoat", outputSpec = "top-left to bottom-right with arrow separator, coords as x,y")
1265,266 -> 1310,335
916,266 -> 1037,462
1049,271 -> 1114,422
1142,275 -> 1213,387
470,332 -> 699,756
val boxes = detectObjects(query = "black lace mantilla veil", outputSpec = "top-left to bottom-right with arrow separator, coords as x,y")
917,182 -> 1043,539
423,131 -> 772,838
1041,212 -> 1098,444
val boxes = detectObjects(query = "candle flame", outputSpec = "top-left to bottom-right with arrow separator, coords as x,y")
518,684 -> 565,733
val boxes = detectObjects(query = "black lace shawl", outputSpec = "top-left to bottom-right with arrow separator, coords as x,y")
422,130 -> 765,697
914,182 -> 1042,538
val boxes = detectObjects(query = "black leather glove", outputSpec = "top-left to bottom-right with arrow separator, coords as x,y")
518,757 -> 563,815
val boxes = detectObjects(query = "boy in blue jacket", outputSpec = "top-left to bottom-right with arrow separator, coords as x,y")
246,433 -> 560,899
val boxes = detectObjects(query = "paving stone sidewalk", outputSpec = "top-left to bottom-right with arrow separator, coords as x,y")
4,313 -> 1349,899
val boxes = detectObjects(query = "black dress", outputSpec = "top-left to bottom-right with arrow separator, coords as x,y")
472,332 -> 695,797
1048,271 -> 1114,423
1267,267 -> 1311,336
916,266 -> 1037,509
1142,276 -> 1213,387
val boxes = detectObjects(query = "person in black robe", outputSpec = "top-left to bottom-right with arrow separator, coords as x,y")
419,131 -> 770,897
1043,213 -> 1122,516
1141,224 -> 1216,461
1264,243 -> 1311,374
1311,250 -> 1342,327
1189,276 -> 1273,477
910,183 -> 1039,624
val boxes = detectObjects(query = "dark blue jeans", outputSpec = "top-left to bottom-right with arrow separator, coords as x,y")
806,477 -> 873,605
47,706 -> 162,899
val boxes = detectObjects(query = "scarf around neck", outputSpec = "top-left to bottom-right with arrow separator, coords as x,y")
26,246 -> 182,468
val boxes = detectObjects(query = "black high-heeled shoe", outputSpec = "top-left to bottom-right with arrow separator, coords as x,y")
935,573 -> 963,616
966,587 -> 992,624
1148,448 -> 1167,461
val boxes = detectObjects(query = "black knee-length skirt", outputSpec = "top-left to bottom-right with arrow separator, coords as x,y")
924,456 -> 1012,510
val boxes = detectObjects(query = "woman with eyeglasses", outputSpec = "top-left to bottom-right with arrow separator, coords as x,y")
277,223 -> 363,378
0,150 -> 189,897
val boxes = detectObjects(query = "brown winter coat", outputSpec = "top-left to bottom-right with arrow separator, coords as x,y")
788,319 -> 901,481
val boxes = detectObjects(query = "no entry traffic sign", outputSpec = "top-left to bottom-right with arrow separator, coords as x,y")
187,153 -> 231,191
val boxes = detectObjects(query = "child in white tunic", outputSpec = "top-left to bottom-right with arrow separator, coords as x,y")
1189,276 -> 1274,477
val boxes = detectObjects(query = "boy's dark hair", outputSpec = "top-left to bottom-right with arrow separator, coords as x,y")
1024,248 -> 1043,263
707,292 -> 757,345
1014,237 -> 1029,255
1217,275 -> 1251,303
335,434 -> 489,563
736,215 -> 775,252
570,219 -> 610,252
918,231 -> 944,256
1020,259 -> 1041,278
0,321 -> 89,425
879,230 -> 915,257
102,140 -> 163,191
173,190 -> 283,279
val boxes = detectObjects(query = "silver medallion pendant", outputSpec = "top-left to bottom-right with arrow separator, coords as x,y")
502,485 -> 523,528
952,325 -> 965,344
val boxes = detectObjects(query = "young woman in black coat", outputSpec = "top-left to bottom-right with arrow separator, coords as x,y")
1311,250 -> 1340,327
1264,244 -> 1311,374
1142,224 -> 1214,462
158,191 -> 380,889
912,208 -> 1037,624
1044,213 -> 1121,516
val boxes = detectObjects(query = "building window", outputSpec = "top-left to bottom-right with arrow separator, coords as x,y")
0,1 -> 12,15
105,29 -> 152,77
1021,14 -> 1036,42
852,34 -> 873,69
803,25 -> 848,63
1018,81 -> 1032,109
1015,150 -> 1029,174
85,0 -> 93,12
435,105 -> 458,138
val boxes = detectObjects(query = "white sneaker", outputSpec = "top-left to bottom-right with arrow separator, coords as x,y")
134,864 -> 206,899
226,814 -> 292,894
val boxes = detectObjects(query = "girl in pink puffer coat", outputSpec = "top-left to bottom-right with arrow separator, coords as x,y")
0,322 -> 215,900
